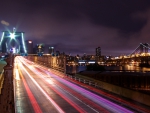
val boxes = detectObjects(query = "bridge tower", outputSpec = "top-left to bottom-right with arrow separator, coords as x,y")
139,43 -> 148,54
0,29 -> 27,54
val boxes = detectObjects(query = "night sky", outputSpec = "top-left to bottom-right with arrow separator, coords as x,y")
1,0 -> 150,56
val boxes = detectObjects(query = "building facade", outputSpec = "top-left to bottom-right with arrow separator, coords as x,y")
25,40 -> 33,54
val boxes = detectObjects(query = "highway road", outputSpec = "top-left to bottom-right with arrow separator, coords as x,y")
13,56 -> 148,113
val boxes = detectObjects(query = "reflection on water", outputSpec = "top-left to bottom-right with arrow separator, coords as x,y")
105,65 -> 150,72
66,65 -> 86,74
66,65 -> 150,74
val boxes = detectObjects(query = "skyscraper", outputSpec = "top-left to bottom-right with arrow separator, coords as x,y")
25,40 -> 33,54
96,47 -> 101,56
49,47 -> 54,55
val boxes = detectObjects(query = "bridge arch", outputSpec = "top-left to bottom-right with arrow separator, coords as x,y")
0,30 -> 27,54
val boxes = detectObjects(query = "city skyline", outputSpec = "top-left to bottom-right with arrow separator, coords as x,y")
1,1 -> 150,56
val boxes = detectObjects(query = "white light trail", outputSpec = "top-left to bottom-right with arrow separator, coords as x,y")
18,58 -> 65,113
15,69 -> 20,80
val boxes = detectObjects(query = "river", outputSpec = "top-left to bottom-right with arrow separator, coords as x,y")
66,65 -> 150,74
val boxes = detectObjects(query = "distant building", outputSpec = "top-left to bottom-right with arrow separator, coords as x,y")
25,40 -> 33,54
96,47 -> 101,56
49,47 -> 54,55
82,53 -> 87,60
95,47 -> 101,61
35,44 -> 44,53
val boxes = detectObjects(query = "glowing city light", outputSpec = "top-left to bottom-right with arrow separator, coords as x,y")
28,40 -> 32,43
78,61 -> 85,63
88,61 -> 95,63
12,47 -> 16,53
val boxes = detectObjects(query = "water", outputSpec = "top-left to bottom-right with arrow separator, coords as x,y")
66,65 -> 150,74
66,65 -> 86,74
105,65 -> 150,72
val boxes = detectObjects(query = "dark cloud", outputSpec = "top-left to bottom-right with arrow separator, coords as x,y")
1,0 -> 150,56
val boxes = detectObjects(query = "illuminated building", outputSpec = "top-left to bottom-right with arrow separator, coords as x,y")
25,40 -> 33,54
0,29 -> 27,54
36,44 -> 44,53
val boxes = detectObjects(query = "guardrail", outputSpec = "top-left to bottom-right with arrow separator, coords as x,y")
67,75 -> 98,87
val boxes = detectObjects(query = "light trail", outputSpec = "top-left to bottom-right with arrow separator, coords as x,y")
18,67 -> 42,113
15,57 -> 150,113
70,79 -> 150,113
43,64 -> 150,112
15,69 -> 20,80
34,68 -> 109,113
14,59 -> 20,80
19,57 -> 134,113
28,62 -> 133,113
18,57 -> 65,113
19,57 -> 109,112
20,60 -> 95,113
42,78 -> 88,113
45,70 -> 133,113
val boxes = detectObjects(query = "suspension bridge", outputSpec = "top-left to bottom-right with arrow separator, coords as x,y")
130,43 -> 150,55
106,43 -> 150,66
